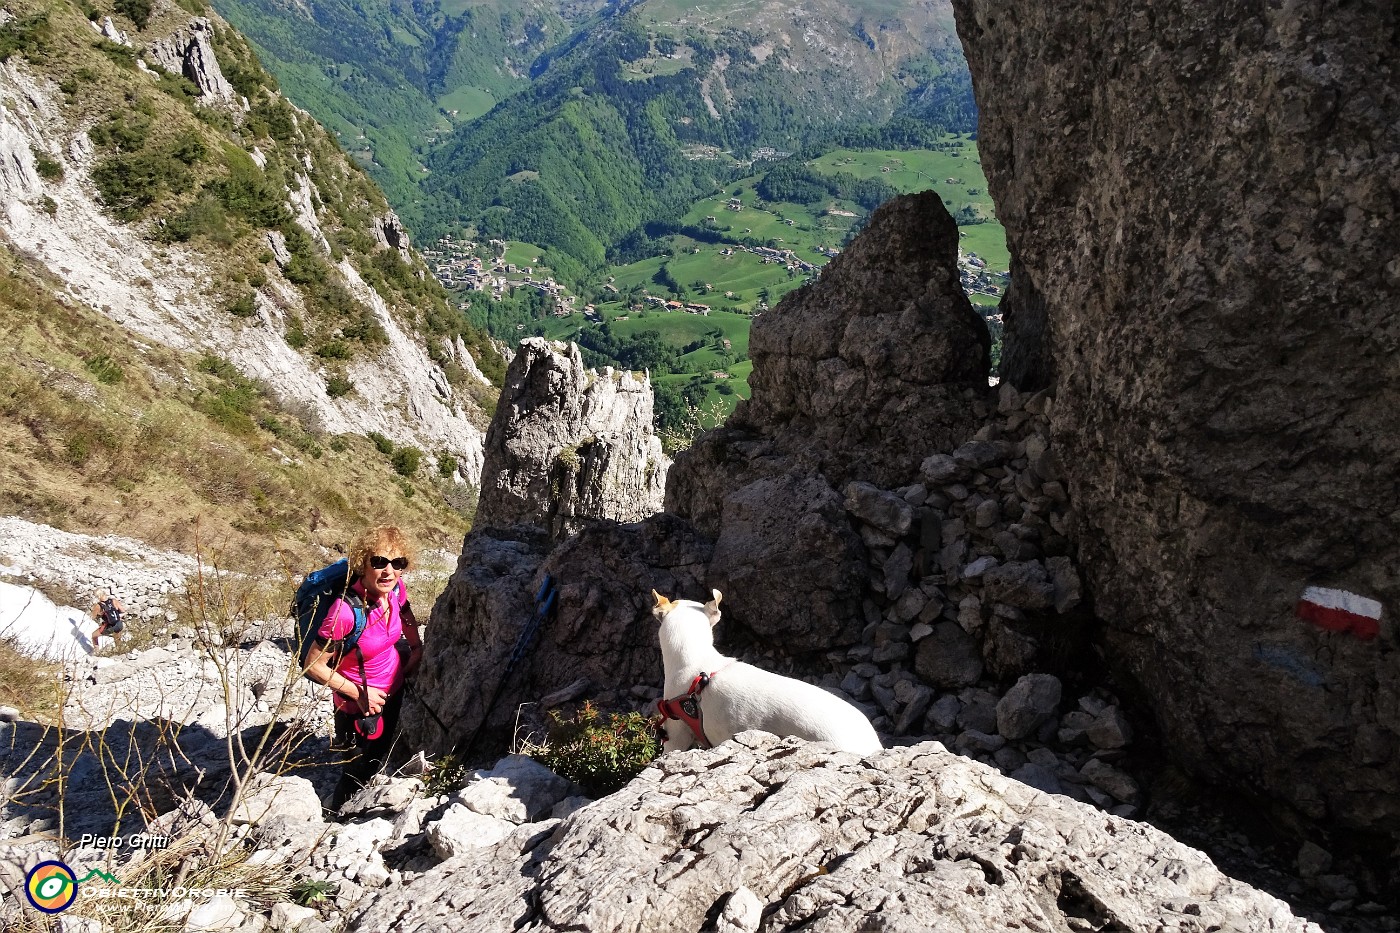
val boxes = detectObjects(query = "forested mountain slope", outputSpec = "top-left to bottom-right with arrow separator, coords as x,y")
210,0 -> 610,212
421,0 -> 972,274
207,0 -> 973,274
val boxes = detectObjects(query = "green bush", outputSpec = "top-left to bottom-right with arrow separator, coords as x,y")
285,318 -> 307,349
437,452 -> 458,478
91,149 -> 192,221
325,374 -> 353,398
114,0 -> 153,28
392,446 -> 421,477
227,293 -> 256,318
536,702 -> 659,797
329,435 -> 350,453
84,353 -> 124,384
196,354 -> 239,379
210,156 -> 290,228
315,340 -> 351,360
0,13 -> 51,63
198,389 -> 256,434
33,153 -> 63,181
89,110 -> 152,154
161,193 -> 235,245
422,754 -> 468,795
96,40 -> 136,68
156,70 -> 201,102
368,432 -> 393,456
169,130 -> 208,166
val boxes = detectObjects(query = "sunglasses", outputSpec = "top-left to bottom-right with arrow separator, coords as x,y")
369,555 -> 409,571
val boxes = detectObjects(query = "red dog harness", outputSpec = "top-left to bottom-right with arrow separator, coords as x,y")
656,663 -> 733,749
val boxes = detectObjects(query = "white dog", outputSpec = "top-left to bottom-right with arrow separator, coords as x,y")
653,589 -> 882,755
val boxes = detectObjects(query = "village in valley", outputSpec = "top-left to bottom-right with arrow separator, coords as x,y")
420,231 -> 1008,324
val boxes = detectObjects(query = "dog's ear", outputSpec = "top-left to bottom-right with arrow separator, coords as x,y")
703,589 -> 722,627
651,589 -> 673,620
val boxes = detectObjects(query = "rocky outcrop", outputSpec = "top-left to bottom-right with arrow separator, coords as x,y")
954,0 -> 1400,838
349,733 -> 1321,933
725,189 -> 990,491
664,191 -> 990,651
474,338 -> 668,540
372,211 -> 414,264
143,18 -> 237,105
400,514 -> 712,758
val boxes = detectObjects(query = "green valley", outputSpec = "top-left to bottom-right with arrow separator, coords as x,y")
442,134 -> 1007,446
210,0 -> 1002,445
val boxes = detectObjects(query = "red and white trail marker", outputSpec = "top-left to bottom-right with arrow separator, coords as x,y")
1296,587 -> 1383,641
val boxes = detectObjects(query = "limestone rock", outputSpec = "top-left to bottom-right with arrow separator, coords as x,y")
475,338 -> 669,540
371,211 -> 413,263
706,470 -> 869,651
954,0 -> 1400,835
346,735 -> 1320,932
996,673 -> 1062,741
426,804 -> 515,859
398,516 -> 712,758
229,774 -> 322,827
913,621 -> 983,689
454,755 -> 576,823
714,191 -> 991,492
143,18 -> 237,105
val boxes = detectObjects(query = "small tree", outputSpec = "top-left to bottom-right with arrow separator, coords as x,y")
392,446 -> 421,477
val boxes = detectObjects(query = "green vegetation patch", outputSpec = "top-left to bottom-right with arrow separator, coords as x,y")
534,702 -> 659,797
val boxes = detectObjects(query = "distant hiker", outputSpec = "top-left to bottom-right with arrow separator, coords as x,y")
90,590 -> 127,646
303,525 -> 424,810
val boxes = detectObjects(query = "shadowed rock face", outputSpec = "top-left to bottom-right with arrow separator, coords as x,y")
665,192 -> 992,650
400,516 -> 712,758
954,0 -> 1400,835
733,190 -> 991,491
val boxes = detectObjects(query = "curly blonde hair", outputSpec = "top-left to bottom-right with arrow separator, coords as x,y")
348,525 -> 414,576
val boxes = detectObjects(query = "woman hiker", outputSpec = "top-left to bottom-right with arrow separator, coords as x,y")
305,525 -> 424,809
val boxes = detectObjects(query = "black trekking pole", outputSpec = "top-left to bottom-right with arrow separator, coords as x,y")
451,574 -> 558,761
405,680 -> 452,738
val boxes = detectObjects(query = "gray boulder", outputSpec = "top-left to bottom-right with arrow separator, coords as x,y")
913,621 -> 984,689
996,673 -> 1063,741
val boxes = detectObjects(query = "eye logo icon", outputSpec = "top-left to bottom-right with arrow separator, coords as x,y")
25,861 -> 78,913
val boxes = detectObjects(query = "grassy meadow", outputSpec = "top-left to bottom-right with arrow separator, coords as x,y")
0,259 -> 476,574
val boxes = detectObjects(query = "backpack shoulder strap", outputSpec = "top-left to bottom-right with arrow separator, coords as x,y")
342,595 -> 369,654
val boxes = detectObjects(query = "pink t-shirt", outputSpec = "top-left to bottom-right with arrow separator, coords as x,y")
319,579 -> 410,713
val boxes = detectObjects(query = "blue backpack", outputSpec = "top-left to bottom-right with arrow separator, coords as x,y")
291,559 -> 367,677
